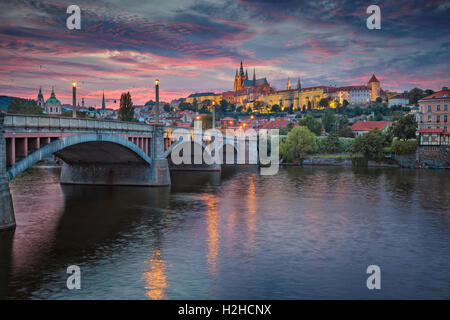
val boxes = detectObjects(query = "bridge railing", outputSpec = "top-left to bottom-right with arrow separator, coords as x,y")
3,114 -> 154,133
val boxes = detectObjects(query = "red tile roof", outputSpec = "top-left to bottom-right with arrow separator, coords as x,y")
351,121 -> 391,132
368,74 -> 379,83
421,89 -> 450,100
418,128 -> 444,133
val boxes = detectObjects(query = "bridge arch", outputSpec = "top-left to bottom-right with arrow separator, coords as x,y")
6,133 -> 153,181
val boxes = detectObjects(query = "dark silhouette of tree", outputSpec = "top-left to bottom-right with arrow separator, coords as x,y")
118,92 -> 135,121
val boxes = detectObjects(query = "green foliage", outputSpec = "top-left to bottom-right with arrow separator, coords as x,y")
298,115 -> 322,135
352,129 -> 385,161
316,136 -> 354,154
390,114 -> 418,140
407,87 -> 434,105
391,139 -> 418,155
118,92 -> 135,122
280,126 -> 317,161
325,134 -> 339,153
321,110 -> 336,133
7,99 -> 43,115
201,114 -> 213,129
278,126 -> 290,135
179,102 -> 196,111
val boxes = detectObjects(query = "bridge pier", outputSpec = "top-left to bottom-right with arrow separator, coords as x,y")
0,114 -> 15,231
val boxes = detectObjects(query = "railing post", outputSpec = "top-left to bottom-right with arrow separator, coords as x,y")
0,113 -> 15,231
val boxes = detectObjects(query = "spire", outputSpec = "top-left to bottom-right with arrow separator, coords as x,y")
245,69 -> 248,78
235,68 -> 238,76
297,78 -> 301,90
286,78 -> 292,90
50,86 -> 55,98
239,60 -> 244,76
253,68 -> 256,85
102,90 -> 106,110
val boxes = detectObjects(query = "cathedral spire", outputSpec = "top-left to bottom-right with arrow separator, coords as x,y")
253,68 -> 256,85
286,78 -> 292,90
50,86 -> 55,98
239,60 -> 244,76
297,77 -> 301,90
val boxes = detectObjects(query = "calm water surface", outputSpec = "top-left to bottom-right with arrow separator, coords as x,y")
0,166 -> 449,299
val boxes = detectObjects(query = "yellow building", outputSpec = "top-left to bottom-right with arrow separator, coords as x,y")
185,92 -> 222,105
257,83 -> 330,111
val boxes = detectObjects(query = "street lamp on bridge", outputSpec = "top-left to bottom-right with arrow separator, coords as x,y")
212,101 -> 216,129
155,79 -> 160,124
72,81 -> 77,118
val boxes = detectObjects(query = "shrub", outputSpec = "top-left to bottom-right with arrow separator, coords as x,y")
391,139 -> 418,155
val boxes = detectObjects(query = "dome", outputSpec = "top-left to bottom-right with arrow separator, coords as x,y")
46,97 -> 61,105
46,87 -> 61,105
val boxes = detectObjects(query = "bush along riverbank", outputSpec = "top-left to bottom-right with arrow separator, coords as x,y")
278,119 -> 448,169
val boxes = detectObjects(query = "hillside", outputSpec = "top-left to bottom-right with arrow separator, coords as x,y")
0,95 -> 26,111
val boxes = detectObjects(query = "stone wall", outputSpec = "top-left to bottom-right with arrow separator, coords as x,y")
394,146 -> 449,167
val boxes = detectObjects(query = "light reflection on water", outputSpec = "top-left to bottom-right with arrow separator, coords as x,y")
0,166 -> 449,299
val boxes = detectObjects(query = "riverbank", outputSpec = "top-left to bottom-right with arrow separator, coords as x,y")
281,154 -> 449,169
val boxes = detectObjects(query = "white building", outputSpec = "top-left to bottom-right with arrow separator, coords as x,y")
388,95 -> 409,108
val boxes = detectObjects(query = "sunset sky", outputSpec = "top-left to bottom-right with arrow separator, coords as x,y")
1,0 -> 449,107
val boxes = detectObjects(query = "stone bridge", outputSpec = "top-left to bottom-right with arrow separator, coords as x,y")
0,113 -> 253,231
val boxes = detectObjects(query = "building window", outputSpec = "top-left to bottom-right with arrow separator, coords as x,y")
428,105 -> 432,112
445,115 -> 448,122
437,115 -> 441,122
437,105 -> 441,111
445,104 -> 448,111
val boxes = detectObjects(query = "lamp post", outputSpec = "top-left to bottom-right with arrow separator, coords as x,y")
155,79 -> 160,124
72,81 -> 77,118
212,101 -> 216,129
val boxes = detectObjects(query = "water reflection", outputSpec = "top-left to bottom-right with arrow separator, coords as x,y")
202,194 -> 220,276
143,249 -> 168,300
2,166 -> 450,299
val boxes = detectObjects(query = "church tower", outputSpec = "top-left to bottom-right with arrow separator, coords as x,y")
367,74 -> 381,101
37,87 -> 44,108
286,78 -> 292,90
234,61 -> 248,92
297,78 -> 302,90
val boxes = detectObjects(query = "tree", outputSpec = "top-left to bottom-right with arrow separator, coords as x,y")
375,97 -> 383,103
325,134 -> 339,153
118,92 -> 135,121
163,103 -> 171,113
352,129 -> 385,161
322,110 -> 336,133
7,99 -> 43,115
298,115 -> 322,136
390,114 -> 418,141
282,126 -> 317,162
201,114 -> 212,129
271,104 -> 281,113
342,99 -> 349,108
318,98 -> 330,108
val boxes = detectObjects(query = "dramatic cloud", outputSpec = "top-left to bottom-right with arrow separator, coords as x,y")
0,0 -> 449,106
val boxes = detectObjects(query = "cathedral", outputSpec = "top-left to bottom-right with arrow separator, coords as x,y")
232,61 -> 274,101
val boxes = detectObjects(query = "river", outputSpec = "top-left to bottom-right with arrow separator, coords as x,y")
1,166 -> 449,299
